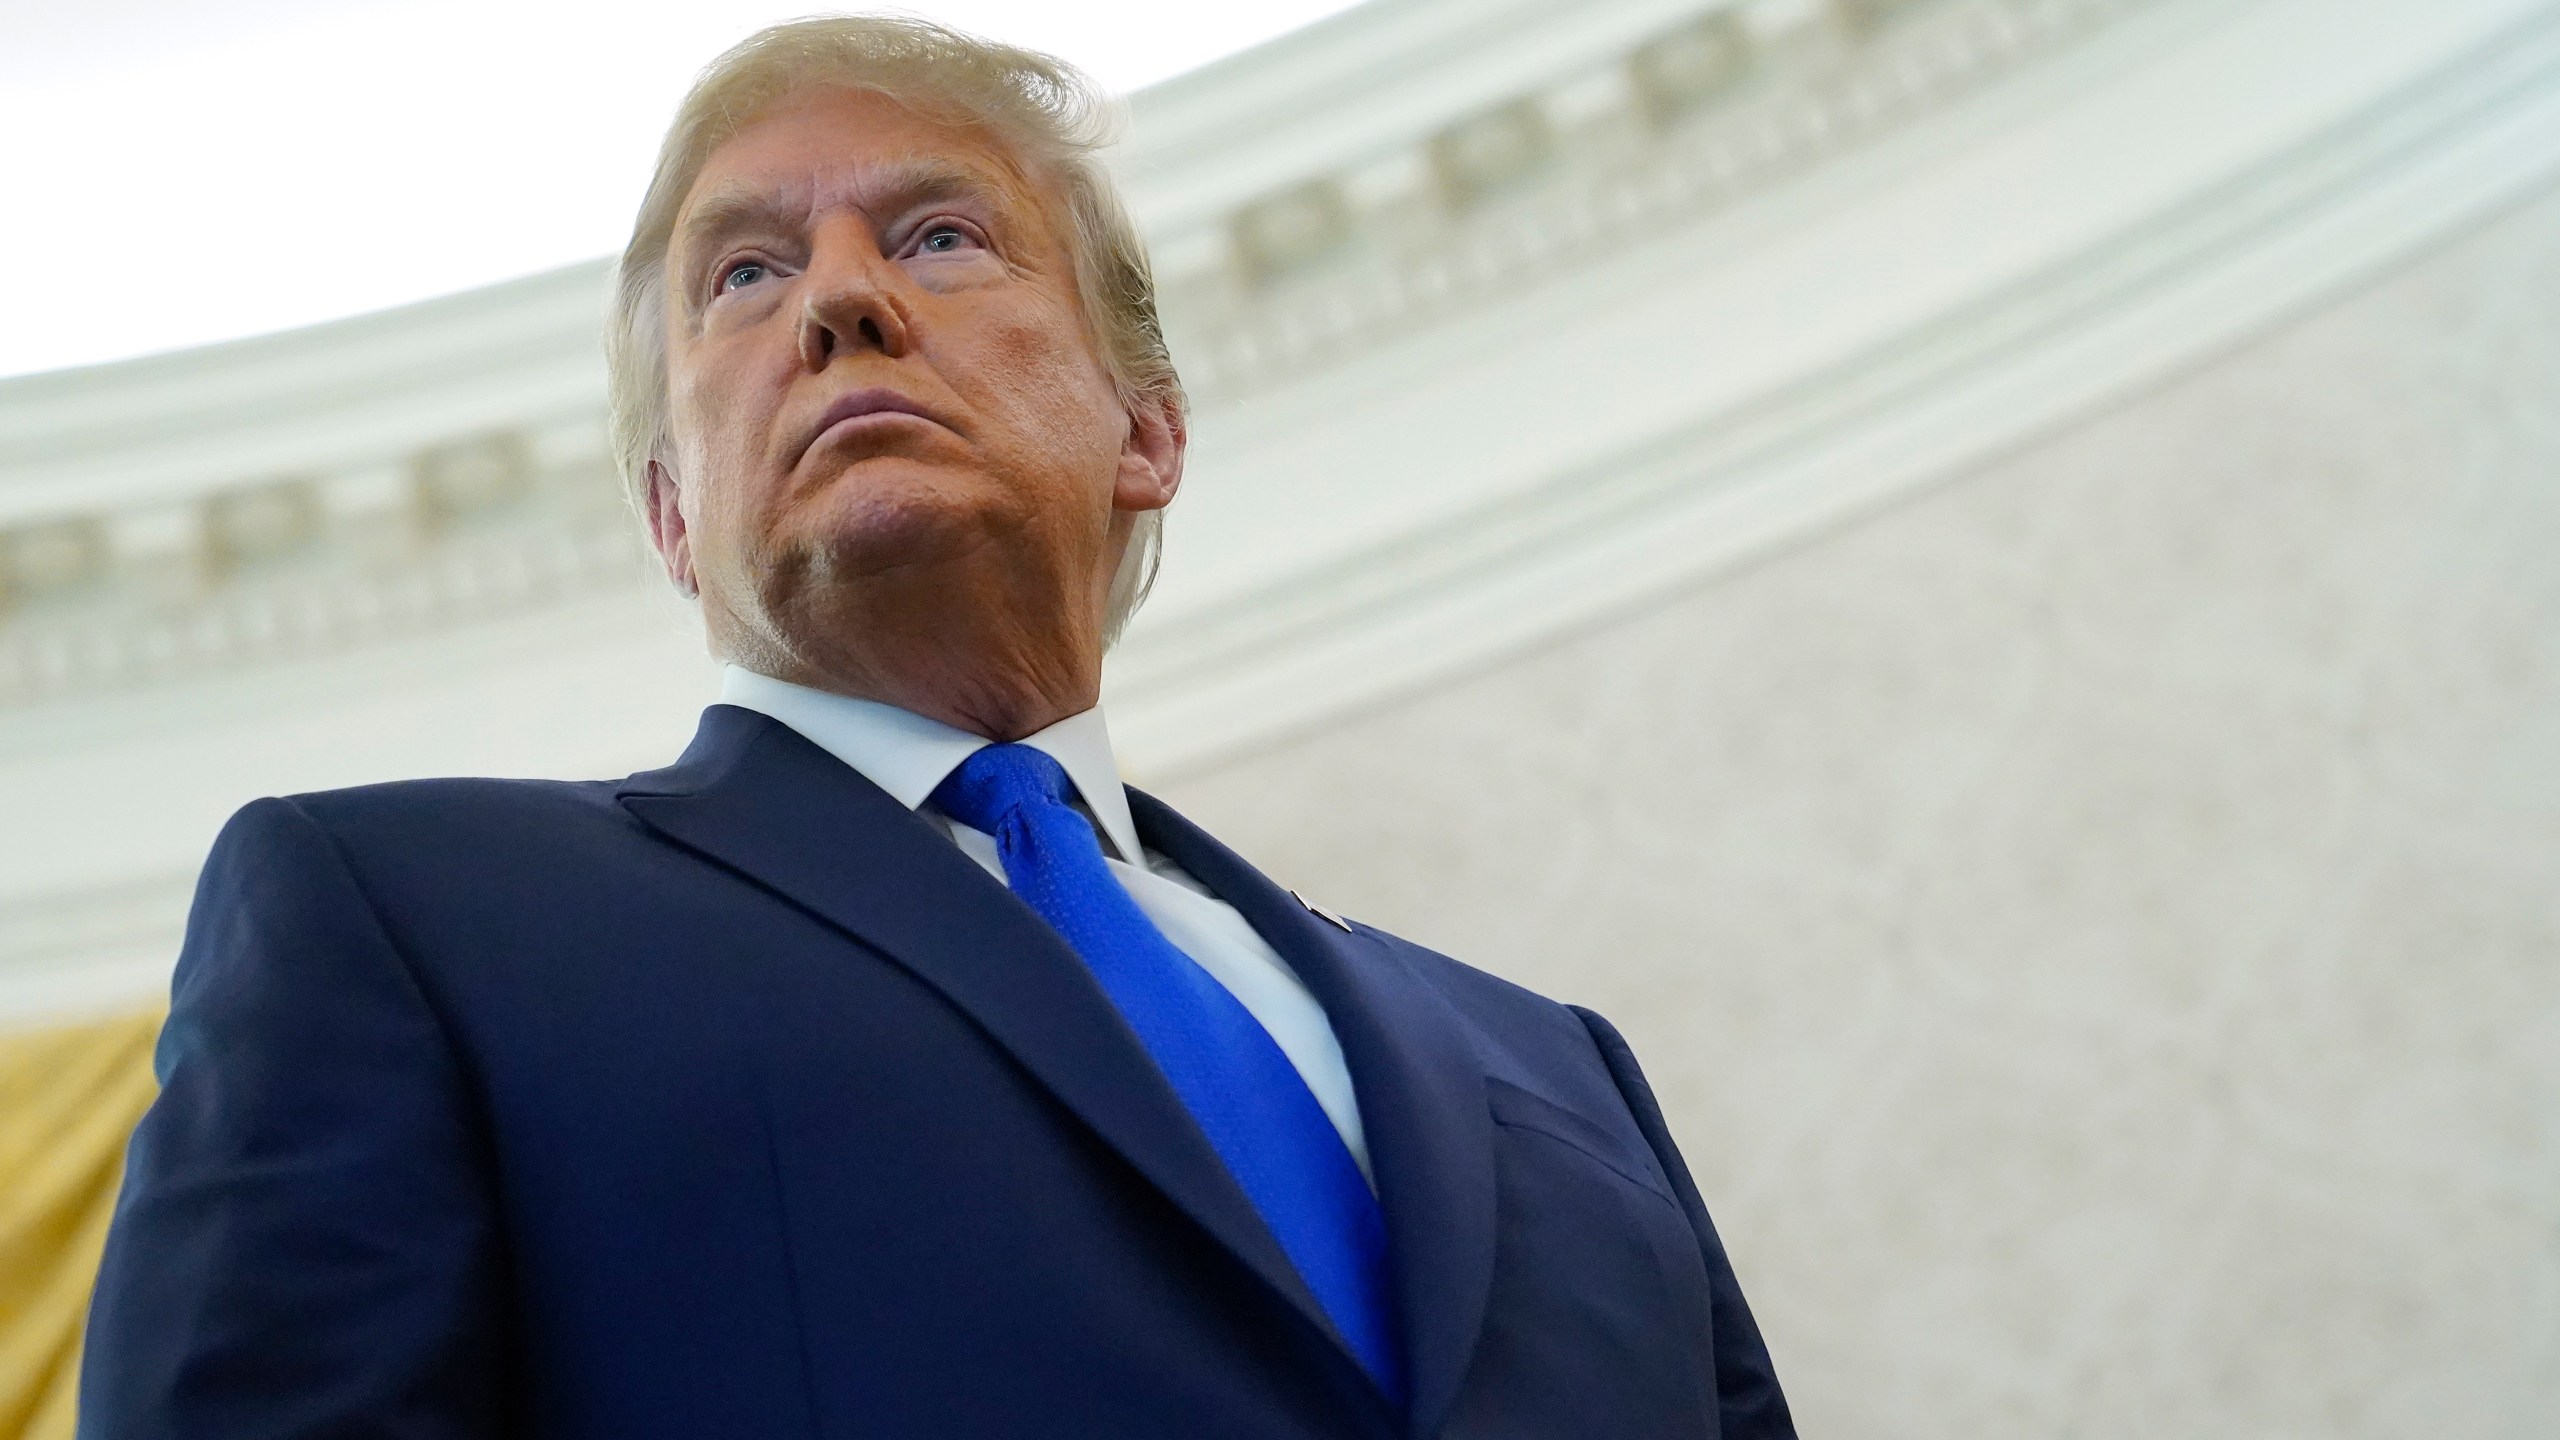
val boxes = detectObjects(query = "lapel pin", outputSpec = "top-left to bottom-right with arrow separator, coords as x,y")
1290,889 -> 1355,932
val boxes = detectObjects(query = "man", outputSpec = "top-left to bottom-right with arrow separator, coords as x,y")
83,16 -> 1792,1438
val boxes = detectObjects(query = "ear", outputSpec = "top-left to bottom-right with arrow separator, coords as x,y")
643,459 -> 699,598
1111,386 -> 1185,517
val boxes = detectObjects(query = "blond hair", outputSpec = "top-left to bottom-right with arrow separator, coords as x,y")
606,15 -> 1181,638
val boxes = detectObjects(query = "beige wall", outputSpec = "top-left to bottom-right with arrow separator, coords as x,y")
1157,180 -> 2560,1437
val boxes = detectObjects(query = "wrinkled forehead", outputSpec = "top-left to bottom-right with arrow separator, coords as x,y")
672,87 -> 1057,256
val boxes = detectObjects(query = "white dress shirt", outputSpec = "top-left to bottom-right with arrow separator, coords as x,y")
717,666 -> 1371,1175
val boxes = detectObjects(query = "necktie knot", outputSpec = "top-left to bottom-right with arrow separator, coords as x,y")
931,743 -> 1073,837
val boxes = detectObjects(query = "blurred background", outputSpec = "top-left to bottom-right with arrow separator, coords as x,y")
2,0 -> 2556,1434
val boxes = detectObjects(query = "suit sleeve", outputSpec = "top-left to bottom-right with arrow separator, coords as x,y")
81,797 -> 514,1439
1571,1005 -> 1795,1440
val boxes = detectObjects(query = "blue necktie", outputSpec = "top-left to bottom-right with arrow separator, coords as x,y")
933,744 -> 1406,1405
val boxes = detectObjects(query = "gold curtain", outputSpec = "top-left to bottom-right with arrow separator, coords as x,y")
0,1012 -> 161,1440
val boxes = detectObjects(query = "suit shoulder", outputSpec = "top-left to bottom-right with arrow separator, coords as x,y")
1348,920 -> 1596,1054
271,774 -> 628,853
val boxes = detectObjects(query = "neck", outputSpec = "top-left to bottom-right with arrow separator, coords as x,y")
719,603 -> 1102,743
784,653 -> 1095,742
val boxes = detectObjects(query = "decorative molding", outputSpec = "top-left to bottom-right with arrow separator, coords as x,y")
1106,0 -> 2560,775
0,463 -> 650,709
1165,0 -> 2159,399
0,522 -> 651,709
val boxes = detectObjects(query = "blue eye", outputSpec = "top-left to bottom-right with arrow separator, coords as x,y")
919,226 -> 969,253
719,261 -> 768,292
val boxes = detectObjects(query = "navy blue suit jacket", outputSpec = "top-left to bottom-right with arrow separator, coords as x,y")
84,705 -> 1792,1438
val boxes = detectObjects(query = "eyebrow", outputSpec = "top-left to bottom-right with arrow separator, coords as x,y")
673,158 -> 1012,278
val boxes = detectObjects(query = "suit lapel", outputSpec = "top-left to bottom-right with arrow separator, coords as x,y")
1130,788 -> 1499,1440
617,707 -> 1341,1356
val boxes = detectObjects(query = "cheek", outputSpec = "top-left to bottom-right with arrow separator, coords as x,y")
670,309 -> 802,457
667,353 -> 792,543
972,303 -> 1126,459
672,363 -> 754,466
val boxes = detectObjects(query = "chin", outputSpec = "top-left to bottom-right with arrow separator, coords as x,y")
765,462 -> 1028,593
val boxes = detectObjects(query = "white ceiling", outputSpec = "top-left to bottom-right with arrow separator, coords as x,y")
0,0 -> 1365,381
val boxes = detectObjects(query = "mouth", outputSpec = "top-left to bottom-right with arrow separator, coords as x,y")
800,386 -> 951,461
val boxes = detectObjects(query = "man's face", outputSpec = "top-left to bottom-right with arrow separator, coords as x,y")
650,87 -> 1178,677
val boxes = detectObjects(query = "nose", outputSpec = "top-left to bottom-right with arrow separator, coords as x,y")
797,223 -> 914,370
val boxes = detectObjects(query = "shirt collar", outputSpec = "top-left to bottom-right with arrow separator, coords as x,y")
717,664 -> 1143,864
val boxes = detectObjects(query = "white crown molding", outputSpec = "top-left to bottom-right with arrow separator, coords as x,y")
1121,0 -> 1765,239
0,500 -> 650,707
1160,0 -> 2158,401
0,266 -> 610,519
1106,0 -> 2560,773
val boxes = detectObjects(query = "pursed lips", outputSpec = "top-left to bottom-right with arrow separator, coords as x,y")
800,386 -> 953,461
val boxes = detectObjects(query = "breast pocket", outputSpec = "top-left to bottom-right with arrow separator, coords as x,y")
1442,1079 -> 1719,1437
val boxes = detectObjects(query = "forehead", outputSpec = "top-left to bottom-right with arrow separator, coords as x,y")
676,86 -> 1046,238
